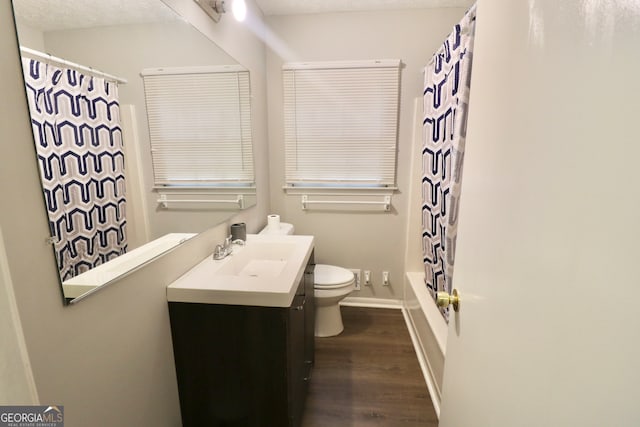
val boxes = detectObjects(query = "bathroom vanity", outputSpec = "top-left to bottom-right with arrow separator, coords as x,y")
167,235 -> 315,427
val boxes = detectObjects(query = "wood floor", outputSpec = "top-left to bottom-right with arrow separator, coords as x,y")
301,306 -> 438,427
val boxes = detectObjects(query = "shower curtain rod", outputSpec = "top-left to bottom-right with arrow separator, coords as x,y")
19,46 -> 128,84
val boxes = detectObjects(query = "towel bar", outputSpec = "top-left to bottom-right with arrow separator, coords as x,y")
301,195 -> 391,211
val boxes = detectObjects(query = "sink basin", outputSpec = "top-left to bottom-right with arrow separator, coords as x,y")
167,234 -> 315,307
221,259 -> 287,278
216,241 -> 297,278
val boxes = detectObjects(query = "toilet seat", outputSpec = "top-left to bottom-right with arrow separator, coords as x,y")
314,264 -> 355,289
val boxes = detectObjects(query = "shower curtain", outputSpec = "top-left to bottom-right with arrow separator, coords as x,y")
22,58 -> 127,281
421,4 -> 476,319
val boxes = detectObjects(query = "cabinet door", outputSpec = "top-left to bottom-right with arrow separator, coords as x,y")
170,303 -> 289,427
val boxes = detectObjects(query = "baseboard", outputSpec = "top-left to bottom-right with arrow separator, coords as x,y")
340,296 -> 403,309
402,307 -> 441,418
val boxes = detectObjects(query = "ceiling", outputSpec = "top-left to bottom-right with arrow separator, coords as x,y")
12,0 -> 179,32
12,0 -> 475,32
255,0 -> 475,15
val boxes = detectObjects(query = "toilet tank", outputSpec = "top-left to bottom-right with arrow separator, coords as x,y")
259,222 -> 294,235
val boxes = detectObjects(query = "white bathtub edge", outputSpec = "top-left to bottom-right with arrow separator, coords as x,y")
401,307 -> 441,418
405,272 -> 448,355
404,271 -> 449,418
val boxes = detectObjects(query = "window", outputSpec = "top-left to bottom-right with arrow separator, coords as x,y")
283,60 -> 401,188
141,66 -> 254,187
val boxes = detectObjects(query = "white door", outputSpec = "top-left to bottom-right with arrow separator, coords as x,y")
439,1 -> 640,426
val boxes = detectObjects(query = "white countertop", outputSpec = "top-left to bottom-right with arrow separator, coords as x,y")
167,234 -> 314,307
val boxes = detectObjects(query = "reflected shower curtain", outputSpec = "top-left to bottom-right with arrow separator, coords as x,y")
422,4 -> 476,319
22,58 -> 127,281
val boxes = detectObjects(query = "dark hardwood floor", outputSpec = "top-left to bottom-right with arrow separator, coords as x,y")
301,306 -> 438,427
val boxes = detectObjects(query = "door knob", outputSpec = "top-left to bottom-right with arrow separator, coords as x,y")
436,289 -> 460,312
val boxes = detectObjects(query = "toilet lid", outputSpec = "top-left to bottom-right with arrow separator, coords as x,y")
314,264 -> 355,288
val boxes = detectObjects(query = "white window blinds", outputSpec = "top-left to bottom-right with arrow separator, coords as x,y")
283,60 -> 401,187
141,66 -> 254,186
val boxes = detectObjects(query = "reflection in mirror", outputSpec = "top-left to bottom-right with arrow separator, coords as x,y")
12,0 -> 257,303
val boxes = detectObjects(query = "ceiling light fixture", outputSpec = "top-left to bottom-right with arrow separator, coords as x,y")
232,0 -> 247,22
195,0 -> 226,22
195,0 -> 246,23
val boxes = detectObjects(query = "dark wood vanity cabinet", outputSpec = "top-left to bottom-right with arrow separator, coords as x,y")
168,255 -> 315,427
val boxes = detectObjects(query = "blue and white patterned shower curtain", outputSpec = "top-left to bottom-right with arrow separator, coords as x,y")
22,58 -> 127,281
422,4 -> 476,319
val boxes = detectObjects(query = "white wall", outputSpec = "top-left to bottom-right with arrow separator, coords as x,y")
404,97 -> 428,273
0,227 -> 38,405
0,1 -> 268,426
265,9 -> 465,299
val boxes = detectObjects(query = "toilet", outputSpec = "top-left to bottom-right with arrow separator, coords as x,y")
259,222 -> 356,337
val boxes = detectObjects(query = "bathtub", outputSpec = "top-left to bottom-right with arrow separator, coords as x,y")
403,272 -> 448,417
62,233 -> 196,300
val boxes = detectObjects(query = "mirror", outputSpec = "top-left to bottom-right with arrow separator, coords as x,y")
12,0 -> 257,303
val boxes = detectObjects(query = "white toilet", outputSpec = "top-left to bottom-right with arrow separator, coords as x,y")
259,222 -> 356,337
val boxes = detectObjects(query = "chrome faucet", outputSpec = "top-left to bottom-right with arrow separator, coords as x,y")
212,235 -> 246,260
213,236 -> 233,260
